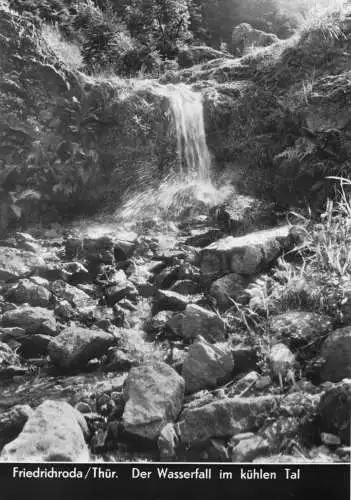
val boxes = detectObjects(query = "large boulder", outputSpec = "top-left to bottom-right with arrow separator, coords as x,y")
5,278 -> 51,307
1,306 -> 56,336
320,327 -> 351,382
200,226 -> 292,279
168,304 -> 226,343
231,23 -> 279,56
177,395 -> 280,445
181,337 -> 234,393
48,326 -> 116,370
0,247 -> 45,281
122,362 -> 185,440
0,400 -> 89,461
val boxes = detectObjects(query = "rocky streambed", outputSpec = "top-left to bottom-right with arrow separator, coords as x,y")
0,201 -> 350,463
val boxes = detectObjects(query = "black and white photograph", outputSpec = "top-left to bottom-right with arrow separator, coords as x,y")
0,0 -> 350,497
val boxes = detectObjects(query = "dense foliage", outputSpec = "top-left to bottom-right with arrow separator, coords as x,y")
8,0 -> 309,75
1,0 -> 349,234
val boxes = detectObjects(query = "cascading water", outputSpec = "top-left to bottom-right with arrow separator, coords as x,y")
164,83 -> 211,181
118,82 -> 231,223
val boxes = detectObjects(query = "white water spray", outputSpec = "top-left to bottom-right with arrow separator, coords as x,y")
118,82 -> 231,222
163,83 -> 211,181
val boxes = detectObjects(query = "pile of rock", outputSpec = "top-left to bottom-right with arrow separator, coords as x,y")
0,222 -> 349,463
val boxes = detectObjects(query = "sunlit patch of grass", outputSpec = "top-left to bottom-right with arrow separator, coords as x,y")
240,179 -> 351,322
41,23 -> 83,70
296,179 -> 351,277
296,0 -> 349,40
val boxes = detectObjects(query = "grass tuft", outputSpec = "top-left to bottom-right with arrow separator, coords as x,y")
41,23 -> 83,70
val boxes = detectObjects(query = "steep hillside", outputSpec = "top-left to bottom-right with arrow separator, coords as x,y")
0,1 -> 178,235
163,5 -> 351,209
1,1 -> 351,234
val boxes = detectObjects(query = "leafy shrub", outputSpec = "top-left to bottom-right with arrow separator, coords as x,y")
72,0 -> 104,32
74,1 -> 134,74
121,47 -> 162,76
82,25 -> 133,73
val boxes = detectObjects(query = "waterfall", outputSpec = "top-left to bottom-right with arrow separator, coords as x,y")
117,82 -> 231,223
165,83 -> 211,181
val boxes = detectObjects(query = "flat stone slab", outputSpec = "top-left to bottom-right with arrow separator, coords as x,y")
200,225 -> 292,278
2,306 -> 57,336
48,326 -> 117,370
177,395 -> 280,445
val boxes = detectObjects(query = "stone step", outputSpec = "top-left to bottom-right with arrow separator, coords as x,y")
199,225 -> 294,279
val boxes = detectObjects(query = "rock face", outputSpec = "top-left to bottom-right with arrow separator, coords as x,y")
1,400 -> 89,461
181,337 -> 234,393
320,327 -> 351,382
177,395 -> 279,445
231,23 -> 279,56
48,326 -> 116,370
0,247 -> 45,281
200,226 -> 292,279
122,362 -> 185,440
209,273 -> 249,310
2,306 -> 56,336
168,304 -> 226,342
